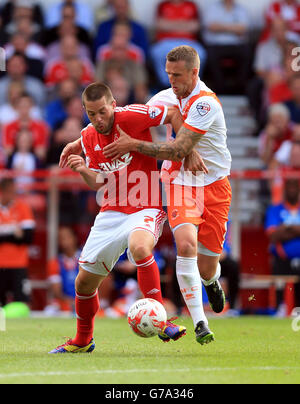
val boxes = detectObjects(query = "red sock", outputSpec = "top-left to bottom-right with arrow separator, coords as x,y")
136,255 -> 164,305
72,290 -> 99,347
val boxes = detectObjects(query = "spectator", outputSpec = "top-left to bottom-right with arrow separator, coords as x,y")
45,78 -> 79,130
258,103 -> 293,166
95,21 -> 148,103
248,19 -> 300,123
0,80 -> 42,126
2,93 -> 50,162
46,117 -> 82,166
45,35 -> 91,66
106,71 -> 131,106
254,18 -> 288,82
65,58 -> 94,92
45,0 -> 94,33
272,123 -> 300,168
261,0 -> 300,42
42,2 -> 91,48
150,0 -> 206,87
265,178 -> 300,313
44,35 -> 94,89
63,95 -> 89,127
6,9 -> 43,44
266,49 -> 297,105
1,0 -> 44,40
4,31 -> 45,63
202,0 -> 251,94
94,0 -> 150,59
0,53 -> 46,107
46,226 -> 81,313
96,20 -> 145,63
6,128 -> 42,186
3,32 -> 45,81
0,177 -> 35,307
284,74 -> 300,123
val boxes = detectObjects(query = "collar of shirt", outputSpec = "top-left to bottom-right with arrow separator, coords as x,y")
176,79 -> 213,111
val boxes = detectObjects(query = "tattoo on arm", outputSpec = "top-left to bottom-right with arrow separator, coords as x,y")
136,127 -> 202,161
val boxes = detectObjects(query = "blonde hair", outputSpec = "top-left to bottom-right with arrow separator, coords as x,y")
166,45 -> 200,70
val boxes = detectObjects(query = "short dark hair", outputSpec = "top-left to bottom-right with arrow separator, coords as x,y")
82,82 -> 114,106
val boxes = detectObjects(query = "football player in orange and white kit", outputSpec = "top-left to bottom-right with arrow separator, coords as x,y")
104,45 -> 232,345
49,82 -> 192,354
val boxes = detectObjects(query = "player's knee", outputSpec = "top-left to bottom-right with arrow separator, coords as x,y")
130,244 -> 152,262
177,239 -> 197,258
198,261 -> 219,281
75,273 -> 94,295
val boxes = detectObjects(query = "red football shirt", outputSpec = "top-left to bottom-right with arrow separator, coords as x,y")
156,0 -> 199,41
3,119 -> 49,149
260,1 -> 300,41
81,104 -> 168,214
44,59 -> 94,87
96,43 -> 145,64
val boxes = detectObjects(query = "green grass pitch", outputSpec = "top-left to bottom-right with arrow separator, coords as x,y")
0,316 -> 299,384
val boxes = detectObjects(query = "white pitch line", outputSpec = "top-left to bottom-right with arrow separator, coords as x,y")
0,367 -> 299,380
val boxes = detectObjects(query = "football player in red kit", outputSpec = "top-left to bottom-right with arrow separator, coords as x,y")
49,82 -> 188,353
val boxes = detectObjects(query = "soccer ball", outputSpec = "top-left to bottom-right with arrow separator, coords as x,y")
127,298 -> 167,338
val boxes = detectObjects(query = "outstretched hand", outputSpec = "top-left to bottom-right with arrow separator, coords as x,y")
59,139 -> 82,168
103,125 -> 136,160
67,154 -> 87,173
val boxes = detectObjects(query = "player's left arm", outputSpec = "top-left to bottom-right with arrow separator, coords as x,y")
130,97 -> 218,162
103,105 -> 202,159
153,104 -> 209,173
135,125 -> 203,161
104,123 -> 203,162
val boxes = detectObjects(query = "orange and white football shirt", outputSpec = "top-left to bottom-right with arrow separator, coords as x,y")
148,78 -> 232,187
0,199 -> 35,268
148,79 -> 232,254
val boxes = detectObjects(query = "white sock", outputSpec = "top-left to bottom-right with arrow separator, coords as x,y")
201,262 -> 221,286
176,256 -> 208,327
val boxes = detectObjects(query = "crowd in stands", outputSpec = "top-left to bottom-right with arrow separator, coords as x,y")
1,0 -> 300,315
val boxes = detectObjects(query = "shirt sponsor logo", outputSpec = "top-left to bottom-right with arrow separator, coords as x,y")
98,153 -> 133,172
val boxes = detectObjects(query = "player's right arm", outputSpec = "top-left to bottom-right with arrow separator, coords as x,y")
67,154 -> 104,191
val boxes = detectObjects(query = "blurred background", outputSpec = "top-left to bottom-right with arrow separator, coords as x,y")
1,0 -> 300,319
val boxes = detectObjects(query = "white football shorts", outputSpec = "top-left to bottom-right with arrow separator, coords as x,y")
79,209 -> 167,276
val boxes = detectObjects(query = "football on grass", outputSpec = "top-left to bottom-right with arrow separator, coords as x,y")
127,298 -> 167,338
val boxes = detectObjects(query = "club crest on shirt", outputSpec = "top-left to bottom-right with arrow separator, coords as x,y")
196,101 -> 211,117
148,106 -> 162,119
